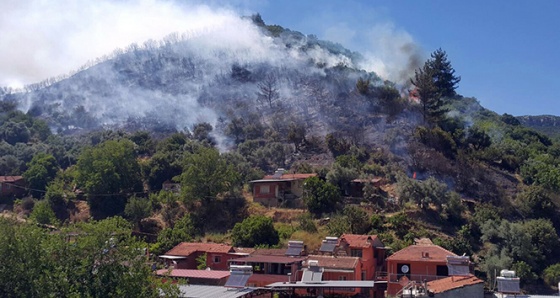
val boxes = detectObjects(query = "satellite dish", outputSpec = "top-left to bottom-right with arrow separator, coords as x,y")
401,265 -> 410,274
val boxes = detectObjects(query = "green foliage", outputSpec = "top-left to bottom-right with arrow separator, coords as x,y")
0,217 -> 176,297
512,261 -> 538,286
124,196 -> 152,226
302,176 -> 341,217
428,48 -> 461,98
275,223 -> 296,241
415,126 -> 457,158
196,253 -> 207,270
231,215 -> 279,247
326,214 -> 350,237
156,214 -> 195,255
343,205 -> 371,234
179,146 -> 240,204
384,212 -> 412,239
465,126 -> 492,150
515,186 -> 556,219
45,173 -> 75,209
298,213 -> 318,233
0,121 -> 30,145
76,140 -> 142,218
411,49 -> 459,124
326,163 -> 358,195
396,175 -> 448,211
370,214 -> 385,233
30,200 -> 58,226
23,153 -> 59,197
543,263 -> 560,287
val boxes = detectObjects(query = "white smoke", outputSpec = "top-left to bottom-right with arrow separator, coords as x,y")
357,23 -> 424,84
0,0 -> 241,88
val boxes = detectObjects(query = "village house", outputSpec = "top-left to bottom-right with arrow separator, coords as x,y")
160,242 -> 249,271
249,168 -> 316,207
0,176 -> 26,199
385,238 -> 458,296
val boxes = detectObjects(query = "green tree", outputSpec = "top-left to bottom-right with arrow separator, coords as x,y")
30,200 -> 58,226
428,48 -> 461,98
411,62 -> 444,123
302,176 -> 341,217
543,263 -> 560,287
411,49 -> 460,124
179,147 -> 240,204
231,215 -> 279,247
343,205 -> 371,234
156,214 -> 196,255
124,196 -> 152,227
0,217 -> 178,297
75,140 -> 142,218
515,186 -> 556,219
23,153 -> 59,197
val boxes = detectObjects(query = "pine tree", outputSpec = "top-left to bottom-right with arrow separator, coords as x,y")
429,48 -> 461,98
411,48 -> 460,123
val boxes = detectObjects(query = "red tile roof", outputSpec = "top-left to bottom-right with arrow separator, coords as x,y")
427,274 -> 484,294
155,269 -> 230,279
262,173 -> 317,180
229,255 -> 305,264
340,234 -> 379,248
386,244 -> 457,262
0,176 -> 23,183
303,255 -> 359,270
165,242 -> 234,256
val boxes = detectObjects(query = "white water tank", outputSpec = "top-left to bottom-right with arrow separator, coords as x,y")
500,270 -> 516,278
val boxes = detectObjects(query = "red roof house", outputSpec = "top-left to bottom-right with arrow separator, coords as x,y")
161,242 -> 238,271
386,239 -> 458,296
249,168 -> 316,207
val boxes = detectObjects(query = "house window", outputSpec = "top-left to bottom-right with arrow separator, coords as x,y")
361,270 -> 366,280
339,276 -> 347,281
351,249 -> 362,258
260,185 -> 270,194
213,256 -> 221,263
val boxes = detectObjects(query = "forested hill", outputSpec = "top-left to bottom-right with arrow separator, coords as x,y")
4,15 -> 370,141
518,115 -> 560,140
2,15 -> 560,295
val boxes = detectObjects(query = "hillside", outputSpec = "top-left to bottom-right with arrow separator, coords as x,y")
1,15 -> 560,294
518,115 -> 560,140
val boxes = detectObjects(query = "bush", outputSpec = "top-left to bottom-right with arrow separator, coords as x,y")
231,216 -> 279,247
30,200 -> 58,226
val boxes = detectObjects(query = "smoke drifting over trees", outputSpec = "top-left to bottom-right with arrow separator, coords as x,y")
0,2 -> 429,152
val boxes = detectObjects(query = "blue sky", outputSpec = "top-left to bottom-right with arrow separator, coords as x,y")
233,0 -> 560,116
